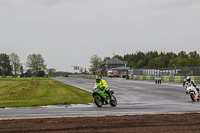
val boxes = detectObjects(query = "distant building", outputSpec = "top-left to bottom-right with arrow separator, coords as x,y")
102,58 -> 129,76
91,58 -> 129,76
104,58 -> 127,69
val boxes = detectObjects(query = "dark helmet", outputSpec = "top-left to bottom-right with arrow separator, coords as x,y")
96,76 -> 101,83
186,76 -> 191,82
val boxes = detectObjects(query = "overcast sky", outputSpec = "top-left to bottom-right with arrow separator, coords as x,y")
1,0 -> 200,72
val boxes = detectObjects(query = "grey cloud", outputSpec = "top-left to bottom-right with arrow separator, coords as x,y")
31,0 -> 66,6
0,0 -> 200,72
31,0 -> 89,7
148,0 -> 200,10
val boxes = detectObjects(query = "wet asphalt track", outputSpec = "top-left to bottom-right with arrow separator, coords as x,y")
1,77 -> 200,119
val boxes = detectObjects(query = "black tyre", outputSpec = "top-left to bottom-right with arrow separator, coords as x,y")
190,93 -> 196,102
94,95 -> 103,107
110,95 -> 117,107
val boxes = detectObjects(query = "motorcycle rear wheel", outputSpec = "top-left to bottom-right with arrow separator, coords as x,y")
94,95 -> 103,107
110,95 -> 117,107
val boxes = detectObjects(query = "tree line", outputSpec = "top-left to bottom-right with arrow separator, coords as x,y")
90,51 -> 200,69
0,53 -> 46,77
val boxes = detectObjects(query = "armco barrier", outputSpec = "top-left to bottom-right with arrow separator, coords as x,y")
181,76 -> 185,82
150,76 -> 155,80
69,74 -> 200,83
131,75 -> 200,83
146,76 -> 150,80
174,76 -> 181,82
195,76 -> 200,83
170,76 -> 174,82
163,76 -> 169,82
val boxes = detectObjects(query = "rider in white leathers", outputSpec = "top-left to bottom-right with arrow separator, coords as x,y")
183,76 -> 199,94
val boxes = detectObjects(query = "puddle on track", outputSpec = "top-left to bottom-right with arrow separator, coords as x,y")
2,103 -> 145,109
3,103 -> 95,109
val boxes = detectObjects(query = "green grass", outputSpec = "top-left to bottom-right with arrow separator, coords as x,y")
0,78 -> 93,107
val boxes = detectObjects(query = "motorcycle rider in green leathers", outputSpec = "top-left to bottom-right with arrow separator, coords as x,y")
94,76 -> 111,103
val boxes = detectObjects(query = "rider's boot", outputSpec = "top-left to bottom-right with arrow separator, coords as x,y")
197,96 -> 200,101
198,94 -> 200,102
104,98 -> 109,104
104,100 -> 108,104
105,89 -> 112,101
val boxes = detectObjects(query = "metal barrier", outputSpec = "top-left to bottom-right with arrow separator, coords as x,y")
132,67 -> 200,76
129,75 -> 200,83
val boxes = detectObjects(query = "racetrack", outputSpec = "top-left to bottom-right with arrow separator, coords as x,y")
0,77 -> 200,119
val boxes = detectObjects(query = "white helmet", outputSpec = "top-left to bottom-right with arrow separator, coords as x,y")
186,76 -> 191,82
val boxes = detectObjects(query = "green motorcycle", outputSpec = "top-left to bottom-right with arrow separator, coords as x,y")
92,85 -> 117,107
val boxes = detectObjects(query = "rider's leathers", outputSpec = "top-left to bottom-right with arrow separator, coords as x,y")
184,80 -> 197,88
94,79 -> 110,100
94,79 -> 108,90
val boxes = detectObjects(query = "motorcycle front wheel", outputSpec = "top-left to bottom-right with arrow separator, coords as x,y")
94,95 -> 103,107
110,95 -> 117,107
190,93 -> 196,102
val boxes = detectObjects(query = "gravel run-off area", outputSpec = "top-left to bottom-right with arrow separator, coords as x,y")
1,113 -> 200,133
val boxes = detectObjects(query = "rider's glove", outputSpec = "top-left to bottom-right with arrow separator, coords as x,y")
100,86 -> 105,90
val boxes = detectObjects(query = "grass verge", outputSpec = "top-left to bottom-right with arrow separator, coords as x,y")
0,78 -> 93,107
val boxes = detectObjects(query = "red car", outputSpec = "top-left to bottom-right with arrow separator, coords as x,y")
112,71 -> 119,77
